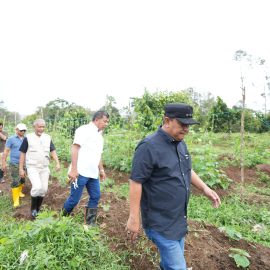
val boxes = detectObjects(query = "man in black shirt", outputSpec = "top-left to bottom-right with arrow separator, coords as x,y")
126,103 -> 221,270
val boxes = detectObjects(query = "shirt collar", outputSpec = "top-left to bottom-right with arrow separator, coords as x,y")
157,127 -> 181,145
15,135 -> 24,139
89,122 -> 99,132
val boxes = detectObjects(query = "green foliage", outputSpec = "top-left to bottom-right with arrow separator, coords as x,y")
49,162 -> 69,186
100,178 -> 129,199
256,171 -> 270,185
229,248 -> 250,268
23,98 -> 91,137
219,227 -> 242,240
0,195 -> 13,220
228,133 -> 270,168
0,101 -> 21,125
100,178 -> 116,190
208,97 -> 231,132
50,130 -> 72,162
190,147 -> 232,189
116,184 -> 129,199
188,195 -> 270,247
99,95 -> 121,128
133,89 -> 195,132
207,96 -> 270,133
103,129 -> 144,172
0,211 -> 128,270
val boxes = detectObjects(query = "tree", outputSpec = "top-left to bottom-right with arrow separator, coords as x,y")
133,89 -> 194,132
234,50 -> 265,184
99,95 -> 120,127
0,101 -> 21,126
208,97 -> 231,132
23,98 -> 90,136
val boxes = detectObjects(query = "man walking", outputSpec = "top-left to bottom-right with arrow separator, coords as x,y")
62,111 -> 109,226
19,119 -> 60,218
126,103 -> 221,270
2,123 -> 27,207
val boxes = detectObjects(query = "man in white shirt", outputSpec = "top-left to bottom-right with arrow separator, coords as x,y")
62,111 -> 109,225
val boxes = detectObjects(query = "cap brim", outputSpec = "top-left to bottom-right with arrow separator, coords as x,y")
176,118 -> 199,125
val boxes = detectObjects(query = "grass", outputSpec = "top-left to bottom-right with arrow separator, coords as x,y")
100,178 -> 129,199
188,194 -> 270,247
0,210 -> 129,270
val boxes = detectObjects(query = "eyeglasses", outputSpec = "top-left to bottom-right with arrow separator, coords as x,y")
19,130 -> 26,132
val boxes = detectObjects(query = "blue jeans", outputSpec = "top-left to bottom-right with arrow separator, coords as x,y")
144,228 -> 186,270
63,174 -> 100,213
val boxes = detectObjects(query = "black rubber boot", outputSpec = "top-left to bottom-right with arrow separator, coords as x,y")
36,196 -> 44,213
31,196 -> 39,219
61,208 -> 70,217
0,169 -> 4,183
85,207 -> 98,226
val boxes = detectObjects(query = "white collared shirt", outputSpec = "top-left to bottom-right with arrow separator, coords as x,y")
74,122 -> 104,178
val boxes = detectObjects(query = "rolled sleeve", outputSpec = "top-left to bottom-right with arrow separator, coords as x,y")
50,141 -> 56,152
5,138 -> 12,149
19,137 -> 28,153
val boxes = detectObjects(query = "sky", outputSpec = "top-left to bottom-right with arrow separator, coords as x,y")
1,0 -> 270,116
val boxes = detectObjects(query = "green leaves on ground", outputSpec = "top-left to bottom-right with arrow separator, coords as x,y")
229,248 -> 250,268
0,211 -> 128,270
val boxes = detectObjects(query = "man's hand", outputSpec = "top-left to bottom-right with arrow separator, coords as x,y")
99,170 -> 106,181
203,186 -> 221,208
126,215 -> 141,241
55,162 -> 61,172
2,161 -> 7,174
67,167 -> 78,183
19,169 -> 26,178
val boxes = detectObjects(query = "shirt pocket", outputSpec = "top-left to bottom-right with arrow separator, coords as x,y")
180,152 -> 191,173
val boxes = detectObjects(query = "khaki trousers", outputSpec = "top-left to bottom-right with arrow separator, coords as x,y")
0,152 -> 3,169
27,166 -> 50,197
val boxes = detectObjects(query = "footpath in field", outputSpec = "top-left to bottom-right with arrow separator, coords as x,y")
1,166 -> 270,270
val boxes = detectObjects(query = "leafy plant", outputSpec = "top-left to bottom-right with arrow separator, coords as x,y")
0,211 -> 128,269
189,195 -> 270,247
256,171 -> 270,185
229,248 -> 250,268
191,148 -> 232,189
219,226 -> 242,240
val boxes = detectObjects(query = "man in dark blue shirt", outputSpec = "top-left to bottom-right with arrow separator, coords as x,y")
126,103 -> 221,270
2,123 -> 27,207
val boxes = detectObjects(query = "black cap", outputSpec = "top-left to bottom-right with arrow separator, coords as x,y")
164,103 -> 199,125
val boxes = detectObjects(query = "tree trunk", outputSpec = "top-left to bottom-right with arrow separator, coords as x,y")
240,75 -> 245,184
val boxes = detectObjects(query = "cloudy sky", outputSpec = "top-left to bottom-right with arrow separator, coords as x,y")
0,0 -> 269,116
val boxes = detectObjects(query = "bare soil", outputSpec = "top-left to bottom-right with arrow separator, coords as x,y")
0,166 -> 270,270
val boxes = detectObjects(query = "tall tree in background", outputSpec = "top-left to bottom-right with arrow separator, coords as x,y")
234,50 -> 265,184
208,97 -> 231,132
0,101 -> 21,125
99,95 -> 120,127
133,89 -> 194,132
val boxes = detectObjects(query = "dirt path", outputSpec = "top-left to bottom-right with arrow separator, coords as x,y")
1,168 -> 270,270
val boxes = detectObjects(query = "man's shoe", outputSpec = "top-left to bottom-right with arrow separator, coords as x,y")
19,184 -> 25,197
31,209 -> 38,218
85,207 -> 98,226
12,187 -> 20,207
61,208 -> 70,216
0,169 -> 3,182
31,196 -> 39,219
